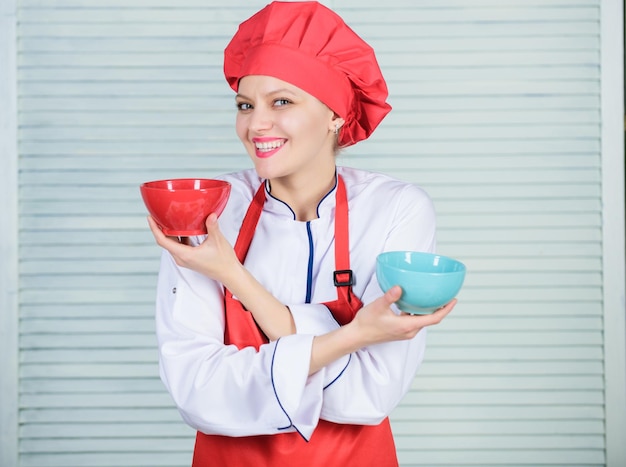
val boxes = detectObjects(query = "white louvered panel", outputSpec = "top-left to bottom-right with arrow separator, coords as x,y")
17,0 -> 605,467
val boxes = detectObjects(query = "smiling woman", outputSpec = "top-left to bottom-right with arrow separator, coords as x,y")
147,2 -> 455,466
2,0 -> 624,466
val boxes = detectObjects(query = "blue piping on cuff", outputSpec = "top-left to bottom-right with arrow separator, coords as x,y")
270,338 -> 310,442
323,353 -> 351,390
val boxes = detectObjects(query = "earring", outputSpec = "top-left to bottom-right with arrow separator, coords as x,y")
334,123 -> 340,135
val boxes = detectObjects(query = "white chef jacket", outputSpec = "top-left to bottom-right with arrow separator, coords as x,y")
155,166 -> 436,441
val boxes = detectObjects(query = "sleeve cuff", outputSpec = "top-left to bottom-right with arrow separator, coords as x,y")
289,303 -> 340,335
270,334 -> 323,440
288,304 -> 351,389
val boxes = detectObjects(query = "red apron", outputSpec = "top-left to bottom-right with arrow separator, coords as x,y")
192,176 -> 398,467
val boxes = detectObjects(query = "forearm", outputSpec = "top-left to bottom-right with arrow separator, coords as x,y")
309,324 -> 362,375
152,214 -> 296,341
221,262 -> 295,341
307,288 -> 401,376
309,288 -> 455,376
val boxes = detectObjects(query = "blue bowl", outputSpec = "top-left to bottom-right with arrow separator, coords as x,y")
376,251 -> 466,314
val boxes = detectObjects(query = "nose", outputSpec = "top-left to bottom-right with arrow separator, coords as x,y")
247,105 -> 273,133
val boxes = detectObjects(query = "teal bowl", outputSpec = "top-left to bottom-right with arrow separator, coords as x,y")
376,251 -> 466,314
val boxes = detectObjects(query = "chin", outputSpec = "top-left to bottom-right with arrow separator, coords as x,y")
251,163 -> 279,181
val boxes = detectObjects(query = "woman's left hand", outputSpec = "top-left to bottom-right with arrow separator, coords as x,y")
147,213 -> 240,283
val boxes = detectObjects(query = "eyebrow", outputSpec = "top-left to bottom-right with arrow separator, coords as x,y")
235,88 -> 299,100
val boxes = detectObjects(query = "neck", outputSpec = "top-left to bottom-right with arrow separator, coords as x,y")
269,167 -> 337,221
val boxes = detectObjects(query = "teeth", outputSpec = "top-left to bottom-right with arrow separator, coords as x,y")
255,140 -> 285,152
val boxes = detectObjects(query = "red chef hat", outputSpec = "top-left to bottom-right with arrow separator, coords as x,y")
224,1 -> 391,147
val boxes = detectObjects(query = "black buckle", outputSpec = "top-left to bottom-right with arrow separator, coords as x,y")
333,269 -> 354,287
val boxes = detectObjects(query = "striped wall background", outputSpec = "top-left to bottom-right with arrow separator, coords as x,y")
13,0 -> 613,465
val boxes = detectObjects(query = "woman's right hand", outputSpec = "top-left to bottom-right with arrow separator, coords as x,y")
148,213 -> 241,284
148,214 -> 296,340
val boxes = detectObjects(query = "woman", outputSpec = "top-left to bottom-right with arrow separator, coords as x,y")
148,2 -> 457,466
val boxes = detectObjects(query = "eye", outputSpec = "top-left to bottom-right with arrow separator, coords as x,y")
236,101 -> 253,111
273,98 -> 291,107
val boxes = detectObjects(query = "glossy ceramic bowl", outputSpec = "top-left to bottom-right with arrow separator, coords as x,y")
140,178 -> 231,236
376,251 -> 466,314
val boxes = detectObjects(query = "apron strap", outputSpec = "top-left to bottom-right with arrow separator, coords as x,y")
234,182 -> 267,264
224,175 -> 361,325
333,175 -> 352,285
224,182 -> 267,302
329,176 -> 362,324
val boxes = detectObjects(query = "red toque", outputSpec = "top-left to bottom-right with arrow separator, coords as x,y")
224,1 -> 392,147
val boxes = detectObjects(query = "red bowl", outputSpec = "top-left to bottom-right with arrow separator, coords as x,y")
140,178 -> 231,236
